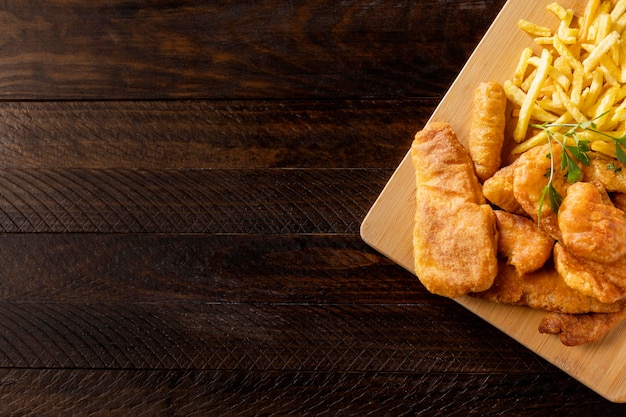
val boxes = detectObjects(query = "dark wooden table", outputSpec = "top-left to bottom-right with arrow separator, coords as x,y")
1,0 -> 625,415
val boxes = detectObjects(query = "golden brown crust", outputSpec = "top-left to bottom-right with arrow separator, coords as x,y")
553,243 -> 626,304
558,182 -> 626,263
482,162 -> 526,215
538,308 -> 626,346
494,210 -> 554,274
513,143 -> 572,241
469,81 -> 508,182
475,262 -> 623,314
412,122 -> 498,298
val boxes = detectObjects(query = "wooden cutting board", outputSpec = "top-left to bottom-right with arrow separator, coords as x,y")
360,0 -> 626,403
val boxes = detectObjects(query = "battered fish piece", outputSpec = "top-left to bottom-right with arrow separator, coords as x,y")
558,181 -> 626,263
494,210 -> 554,274
475,262 -> 622,314
412,122 -> 498,298
513,143 -> 573,241
482,162 -> 526,215
469,81 -> 508,182
553,243 -> 626,304
539,308 -> 626,346
582,155 -> 626,193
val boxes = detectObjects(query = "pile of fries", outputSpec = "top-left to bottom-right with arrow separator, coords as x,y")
510,0 -> 626,156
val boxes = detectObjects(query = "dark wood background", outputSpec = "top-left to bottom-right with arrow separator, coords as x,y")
0,0 -> 625,415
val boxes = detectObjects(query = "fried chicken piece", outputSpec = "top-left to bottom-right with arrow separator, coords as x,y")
469,81 -> 508,182
513,143 -> 573,241
582,154 -> 626,193
494,210 -> 554,274
412,122 -> 498,298
475,262 -> 622,314
558,181 -> 626,263
553,243 -> 626,304
539,308 -> 626,346
482,162 -> 526,215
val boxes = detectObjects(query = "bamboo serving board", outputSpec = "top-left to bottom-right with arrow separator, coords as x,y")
361,0 -> 626,403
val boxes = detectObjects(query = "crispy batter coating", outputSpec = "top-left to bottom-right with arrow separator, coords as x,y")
494,210 -> 554,274
412,122 -> 498,298
539,308 -> 626,346
475,262 -> 623,313
469,81 -> 508,182
482,162 -> 526,215
558,181 -> 626,263
553,243 -> 626,304
582,155 -> 626,193
513,143 -> 572,241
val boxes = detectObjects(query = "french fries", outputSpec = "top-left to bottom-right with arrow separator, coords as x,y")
509,0 -> 626,157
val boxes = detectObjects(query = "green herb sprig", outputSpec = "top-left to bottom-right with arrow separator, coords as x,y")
530,112 -> 626,223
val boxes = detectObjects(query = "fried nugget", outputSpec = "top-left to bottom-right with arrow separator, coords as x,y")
482,162 -> 526,215
469,81 -> 508,182
539,308 -> 626,346
494,210 -> 554,274
582,155 -> 626,193
513,143 -> 572,241
475,262 -> 622,314
553,243 -> 626,304
558,181 -> 626,263
412,122 -> 498,298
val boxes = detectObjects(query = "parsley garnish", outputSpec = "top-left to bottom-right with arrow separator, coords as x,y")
531,112 -> 626,222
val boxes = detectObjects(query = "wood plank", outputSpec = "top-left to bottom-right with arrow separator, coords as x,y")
0,300 -> 546,372
0,168 -> 390,233
0,369 -> 620,416
0,0 -> 506,99
0,100 -> 429,169
0,234 -> 421,304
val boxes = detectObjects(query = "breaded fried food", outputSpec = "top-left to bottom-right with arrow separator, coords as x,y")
582,155 -> 626,193
558,181 -> 626,263
553,243 -> 626,304
539,308 -> 626,346
412,122 -> 498,298
475,262 -> 623,314
469,81 -> 508,182
513,143 -> 572,241
482,162 -> 526,215
494,210 -> 554,274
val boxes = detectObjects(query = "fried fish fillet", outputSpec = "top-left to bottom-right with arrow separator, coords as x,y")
558,181 -> 626,263
582,154 -> 626,193
482,162 -> 526,215
475,262 -> 622,314
469,81 -> 508,182
553,243 -> 626,304
539,308 -> 626,346
494,210 -> 554,274
412,122 -> 498,298
513,143 -> 572,241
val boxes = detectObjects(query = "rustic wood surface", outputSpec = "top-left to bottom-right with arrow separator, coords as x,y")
0,0 -> 624,415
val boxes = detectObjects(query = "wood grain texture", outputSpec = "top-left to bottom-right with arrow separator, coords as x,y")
0,234 -> 418,304
0,369 -> 618,417
0,168 -> 389,233
0,0 -> 622,413
0,0 -> 506,99
0,100 -> 428,169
